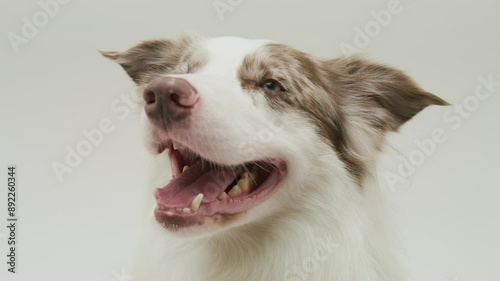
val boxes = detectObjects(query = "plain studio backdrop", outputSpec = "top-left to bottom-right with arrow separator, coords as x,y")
0,0 -> 499,280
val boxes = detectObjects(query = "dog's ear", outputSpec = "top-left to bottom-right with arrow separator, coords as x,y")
100,35 -> 197,84
324,56 -> 449,132
316,57 -> 448,181
100,39 -> 176,83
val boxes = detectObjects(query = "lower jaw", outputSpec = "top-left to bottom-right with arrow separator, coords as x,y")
154,210 -> 243,232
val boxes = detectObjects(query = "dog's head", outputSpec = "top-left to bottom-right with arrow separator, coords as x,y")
102,34 -> 447,235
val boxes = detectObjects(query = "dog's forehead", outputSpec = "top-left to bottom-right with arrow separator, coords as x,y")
198,37 -> 271,78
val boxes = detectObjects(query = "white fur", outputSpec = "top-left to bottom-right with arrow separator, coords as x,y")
131,37 -> 402,281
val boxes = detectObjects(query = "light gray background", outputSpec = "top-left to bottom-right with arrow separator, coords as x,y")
1,0 -> 499,280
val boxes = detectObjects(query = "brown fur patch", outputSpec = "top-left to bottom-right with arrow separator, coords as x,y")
323,56 -> 448,130
239,44 -> 448,183
101,34 -> 207,85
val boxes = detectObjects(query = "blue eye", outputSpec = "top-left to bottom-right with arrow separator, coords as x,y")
261,79 -> 285,92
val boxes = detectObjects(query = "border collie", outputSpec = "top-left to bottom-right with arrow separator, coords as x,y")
101,34 -> 447,281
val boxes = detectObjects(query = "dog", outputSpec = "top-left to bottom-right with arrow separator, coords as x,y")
101,34 -> 447,281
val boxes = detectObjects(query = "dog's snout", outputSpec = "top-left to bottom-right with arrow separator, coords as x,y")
143,77 -> 198,124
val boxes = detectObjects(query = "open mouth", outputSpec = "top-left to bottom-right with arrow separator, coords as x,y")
154,142 -> 287,230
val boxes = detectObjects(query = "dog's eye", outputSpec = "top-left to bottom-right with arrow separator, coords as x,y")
260,79 -> 285,92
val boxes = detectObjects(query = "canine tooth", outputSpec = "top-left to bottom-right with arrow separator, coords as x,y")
228,185 -> 241,196
240,172 -> 249,180
182,207 -> 191,213
182,165 -> 189,172
217,192 -> 228,200
237,177 -> 251,191
191,193 -> 203,211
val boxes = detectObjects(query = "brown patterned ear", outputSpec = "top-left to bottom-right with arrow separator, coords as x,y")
100,51 -> 121,60
99,39 -> 178,83
316,56 -> 449,182
325,56 -> 449,132
101,33 -> 204,84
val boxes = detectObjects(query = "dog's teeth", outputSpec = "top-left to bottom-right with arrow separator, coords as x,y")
191,193 -> 203,211
173,141 -> 184,150
182,207 -> 191,213
176,208 -> 183,212
228,185 -> 241,196
217,192 -> 228,200
237,177 -> 251,191
182,165 -> 189,172
242,168 -> 258,180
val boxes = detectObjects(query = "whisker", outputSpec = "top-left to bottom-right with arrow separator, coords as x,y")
252,161 -> 272,173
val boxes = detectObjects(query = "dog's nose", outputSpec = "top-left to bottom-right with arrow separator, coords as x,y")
143,77 -> 198,124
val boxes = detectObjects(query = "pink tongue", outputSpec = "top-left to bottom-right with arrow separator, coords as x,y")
155,161 -> 237,208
